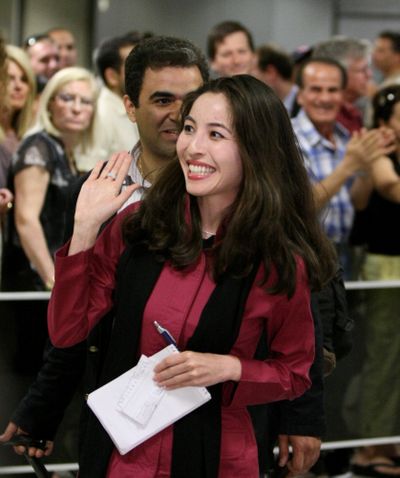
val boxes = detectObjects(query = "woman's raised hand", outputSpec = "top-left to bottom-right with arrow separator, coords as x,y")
69,151 -> 139,254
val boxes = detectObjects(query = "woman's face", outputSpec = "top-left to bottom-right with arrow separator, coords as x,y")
49,79 -> 94,135
7,59 -> 30,112
387,102 -> 400,142
177,92 -> 243,208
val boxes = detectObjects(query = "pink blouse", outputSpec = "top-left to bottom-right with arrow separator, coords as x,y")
48,204 -> 315,478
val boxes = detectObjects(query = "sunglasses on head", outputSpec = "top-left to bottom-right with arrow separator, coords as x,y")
377,88 -> 400,108
23,33 -> 51,49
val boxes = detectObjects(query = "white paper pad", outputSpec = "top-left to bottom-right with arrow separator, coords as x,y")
87,345 -> 211,455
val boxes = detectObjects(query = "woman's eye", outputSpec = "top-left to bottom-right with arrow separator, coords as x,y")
183,124 -> 194,133
210,131 -> 223,139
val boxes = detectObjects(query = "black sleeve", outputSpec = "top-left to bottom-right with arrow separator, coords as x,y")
250,296 -> 325,473
316,266 -> 353,361
10,314 -> 114,441
9,170 -> 91,440
10,342 -> 87,440
63,172 -> 90,243
275,293 -> 325,437
10,163 -> 119,441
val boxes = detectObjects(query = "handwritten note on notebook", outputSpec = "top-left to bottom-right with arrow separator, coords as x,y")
87,345 -> 211,455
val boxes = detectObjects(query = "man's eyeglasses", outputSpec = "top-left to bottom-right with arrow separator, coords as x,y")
54,93 -> 94,108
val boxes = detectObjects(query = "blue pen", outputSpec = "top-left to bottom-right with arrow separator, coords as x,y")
153,321 -> 178,348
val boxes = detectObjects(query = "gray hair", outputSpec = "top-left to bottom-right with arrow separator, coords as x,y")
313,36 -> 371,69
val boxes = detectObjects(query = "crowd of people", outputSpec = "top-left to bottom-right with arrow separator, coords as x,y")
0,19 -> 399,478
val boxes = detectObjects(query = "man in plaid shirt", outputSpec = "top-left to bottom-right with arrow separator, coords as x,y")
292,57 -> 393,278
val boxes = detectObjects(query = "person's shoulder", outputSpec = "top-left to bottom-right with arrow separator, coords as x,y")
96,87 -> 122,115
18,130 -> 62,155
111,201 -> 142,230
292,110 -> 315,135
14,131 -> 54,170
19,130 -> 46,149
113,201 -> 142,227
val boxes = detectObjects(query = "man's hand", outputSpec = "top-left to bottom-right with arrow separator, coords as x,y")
0,421 -> 54,458
277,434 -> 321,477
345,127 -> 396,173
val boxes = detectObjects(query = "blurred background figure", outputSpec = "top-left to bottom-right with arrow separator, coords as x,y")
1,66 -> 97,374
293,57 -> 393,279
207,20 -> 255,77
350,84 -> 400,477
313,36 -> 372,133
23,33 -> 60,93
75,31 -> 142,171
0,37 -> 13,286
254,43 -> 299,116
47,27 -> 78,69
372,31 -> 400,89
291,44 -> 313,83
1,45 -> 36,156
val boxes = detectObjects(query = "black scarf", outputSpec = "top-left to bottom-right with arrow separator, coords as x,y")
79,243 -> 259,477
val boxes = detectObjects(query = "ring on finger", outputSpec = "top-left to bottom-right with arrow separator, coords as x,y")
106,171 -> 117,180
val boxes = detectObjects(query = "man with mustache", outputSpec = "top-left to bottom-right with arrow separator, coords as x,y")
293,57 -> 394,279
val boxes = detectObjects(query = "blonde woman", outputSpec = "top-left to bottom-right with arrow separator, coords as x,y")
1,45 -> 36,154
2,66 -> 97,373
3,66 -> 98,291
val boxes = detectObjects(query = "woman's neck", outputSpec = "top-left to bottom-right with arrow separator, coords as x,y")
59,132 -> 80,175
0,107 -> 14,131
60,131 -> 80,155
197,196 -> 232,235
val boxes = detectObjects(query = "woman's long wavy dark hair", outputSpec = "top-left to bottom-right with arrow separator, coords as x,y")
123,75 -> 336,296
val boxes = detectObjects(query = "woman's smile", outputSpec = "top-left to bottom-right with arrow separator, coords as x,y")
187,160 -> 216,179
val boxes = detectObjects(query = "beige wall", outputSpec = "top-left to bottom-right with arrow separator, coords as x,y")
0,0 -> 92,68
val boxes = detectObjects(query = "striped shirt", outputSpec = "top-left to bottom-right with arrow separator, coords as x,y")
292,109 -> 352,244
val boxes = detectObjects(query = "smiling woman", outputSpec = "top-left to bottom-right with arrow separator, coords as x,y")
47,75 -> 336,477
177,92 -> 243,222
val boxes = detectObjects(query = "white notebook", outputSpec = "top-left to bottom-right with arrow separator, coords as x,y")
87,345 -> 211,455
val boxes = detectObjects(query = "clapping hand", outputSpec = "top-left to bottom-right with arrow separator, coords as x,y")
345,127 -> 396,173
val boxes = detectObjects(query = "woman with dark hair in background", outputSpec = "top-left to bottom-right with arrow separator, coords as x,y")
351,85 -> 400,477
48,75 -> 336,477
